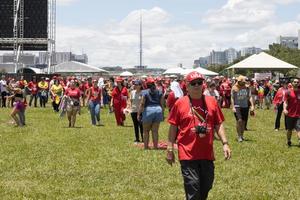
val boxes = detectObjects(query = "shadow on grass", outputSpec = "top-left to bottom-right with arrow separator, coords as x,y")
62,126 -> 83,129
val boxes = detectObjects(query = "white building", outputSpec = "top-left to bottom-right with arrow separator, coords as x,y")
241,47 -> 262,57
279,36 -> 298,49
225,48 -> 238,64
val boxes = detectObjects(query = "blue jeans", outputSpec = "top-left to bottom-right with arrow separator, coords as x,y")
89,101 -> 101,125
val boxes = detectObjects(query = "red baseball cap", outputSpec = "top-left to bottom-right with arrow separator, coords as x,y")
146,77 -> 155,84
116,77 -> 123,82
185,71 -> 205,82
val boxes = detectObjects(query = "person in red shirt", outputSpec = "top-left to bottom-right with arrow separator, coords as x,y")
111,77 -> 128,126
166,81 -> 183,111
273,80 -> 288,131
65,80 -> 81,128
220,79 -> 232,108
283,78 -> 300,147
27,76 -> 38,107
86,80 -> 103,126
166,71 -> 231,200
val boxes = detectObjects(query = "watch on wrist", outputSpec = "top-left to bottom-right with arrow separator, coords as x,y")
222,141 -> 229,145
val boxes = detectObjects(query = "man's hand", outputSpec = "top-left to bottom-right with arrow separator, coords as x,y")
166,150 -> 175,166
250,105 -> 254,112
283,109 -> 288,115
223,144 -> 231,160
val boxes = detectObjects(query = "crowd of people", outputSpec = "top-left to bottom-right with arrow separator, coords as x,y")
0,72 -> 299,199
0,74 -> 299,143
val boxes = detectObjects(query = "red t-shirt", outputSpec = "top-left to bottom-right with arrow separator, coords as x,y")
89,87 -> 102,102
166,91 -> 177,111
28,81 -> 38,95
65,88 -> 81,99
285,88 -> 300,118
168,96 -> 224,161
111,86 -> 128,108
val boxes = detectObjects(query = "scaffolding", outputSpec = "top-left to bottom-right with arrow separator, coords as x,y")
3,0 -> 56,74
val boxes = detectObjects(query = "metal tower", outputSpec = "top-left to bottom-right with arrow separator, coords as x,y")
139,11 -> 143,69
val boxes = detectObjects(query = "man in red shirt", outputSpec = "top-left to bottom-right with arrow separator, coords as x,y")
283,78 -> 300,147
166,71 -> 231,200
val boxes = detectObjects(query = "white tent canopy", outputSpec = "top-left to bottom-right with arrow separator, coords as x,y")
181,67 -> 218,76
53,61 -> 109,73
163,67 -> 185,75
120,71 -> 133,77
227,52 -> 298,69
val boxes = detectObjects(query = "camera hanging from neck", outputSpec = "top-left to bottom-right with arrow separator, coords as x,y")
188,95 -> 208,124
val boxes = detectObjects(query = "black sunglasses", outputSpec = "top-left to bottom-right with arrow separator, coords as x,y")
190,80 -> 203,87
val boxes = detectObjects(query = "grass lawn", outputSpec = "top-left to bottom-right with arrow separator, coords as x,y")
0,105 -> 299,200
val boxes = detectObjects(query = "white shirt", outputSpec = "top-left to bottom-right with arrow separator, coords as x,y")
0,79 -> 8,92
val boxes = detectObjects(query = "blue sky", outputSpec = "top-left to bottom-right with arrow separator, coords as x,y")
56,0 -> 300,68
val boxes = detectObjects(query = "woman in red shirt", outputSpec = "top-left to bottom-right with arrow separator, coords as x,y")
87,80 -> 103,126
65,80 -> 81,127
111,77 -> 128,126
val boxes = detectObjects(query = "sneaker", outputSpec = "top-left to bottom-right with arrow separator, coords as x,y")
97,121 -> 104,126
275,129 -> 279,132
287,141 -> 292,147
238,137 -> 243,142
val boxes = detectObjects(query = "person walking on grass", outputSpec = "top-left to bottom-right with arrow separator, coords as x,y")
50,79 -> 63,112
38,77 -> 49,108
27,76 -> 38,107
86,80 -> 103,126
111,77 -> 128,126
0,75 -> 8,107
231,75 -> 254,142
65,80 -> 81,128
7,82 -> 26,127
166,71 -> 231,200
273,80 -> 289,131
283,78 -> 300,147
127,79 -> 144,143
137,77 -> 164,150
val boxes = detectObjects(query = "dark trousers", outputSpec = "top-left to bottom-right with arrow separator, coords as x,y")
29,94 -> 37,107
131,112 -> 143,142
180,160 -> 214,200
275,103 -> 287,129
52,101 -> 60,112
244,106 -> 250,129
1,91 -> 7,107
40,95 -> 47,107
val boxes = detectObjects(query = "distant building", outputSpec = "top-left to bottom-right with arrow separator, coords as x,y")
209,50 -> 226,65
224,48 -> 238,64
0,53 -> 36,65
73,54 -> 88,64
279,36 -> 298,49
39,52 -> 88,65
198,56 -> 209,67
241,47 -> 262,57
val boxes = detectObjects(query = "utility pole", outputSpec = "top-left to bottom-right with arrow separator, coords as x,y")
139,11 -> 143,69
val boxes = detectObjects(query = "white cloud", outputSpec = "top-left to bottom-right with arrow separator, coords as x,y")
56,5 -> 300,68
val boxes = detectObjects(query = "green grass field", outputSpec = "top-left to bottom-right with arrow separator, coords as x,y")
0,105 -> 299,200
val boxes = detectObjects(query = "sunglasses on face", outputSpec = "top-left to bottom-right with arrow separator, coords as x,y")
190,80 -> 203,87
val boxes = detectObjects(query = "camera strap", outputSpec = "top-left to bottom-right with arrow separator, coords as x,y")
188,95 -> 208,123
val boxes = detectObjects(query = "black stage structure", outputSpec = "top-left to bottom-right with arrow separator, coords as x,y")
0,0 -> 56,73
